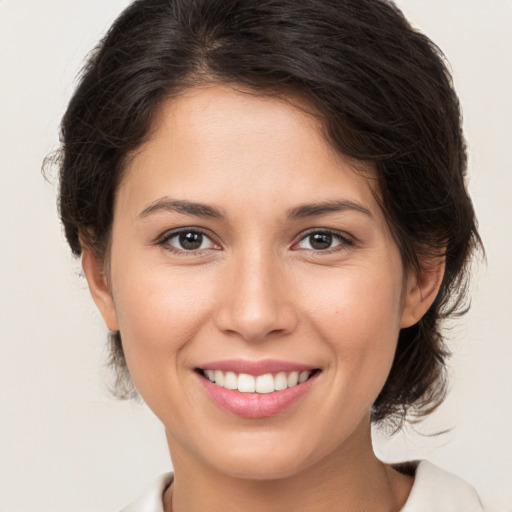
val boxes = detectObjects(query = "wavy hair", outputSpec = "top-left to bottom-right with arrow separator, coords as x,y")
57,0 -> 482,425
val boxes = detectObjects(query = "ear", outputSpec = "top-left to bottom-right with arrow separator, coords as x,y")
400,256 -> 445,328
81,245 -> 119,331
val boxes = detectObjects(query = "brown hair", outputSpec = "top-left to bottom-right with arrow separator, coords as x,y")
57,0 -> 482,425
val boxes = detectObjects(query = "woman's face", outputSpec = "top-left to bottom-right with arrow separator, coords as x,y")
85,85 -> 426,479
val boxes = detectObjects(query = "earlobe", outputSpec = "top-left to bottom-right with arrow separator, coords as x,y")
400,257 -> 445,328
81,246 -> 119,331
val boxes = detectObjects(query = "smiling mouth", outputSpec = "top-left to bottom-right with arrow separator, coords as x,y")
197,369 -> 320,394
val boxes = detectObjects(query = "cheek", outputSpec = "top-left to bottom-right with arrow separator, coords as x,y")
299,266 -> 403,399
301,263 -> 404,336
109,260 -> 216,379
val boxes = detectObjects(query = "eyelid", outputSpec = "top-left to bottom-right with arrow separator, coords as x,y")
154,226 -> 355,255
157,226 -> 221,253
292,228 -> 355,251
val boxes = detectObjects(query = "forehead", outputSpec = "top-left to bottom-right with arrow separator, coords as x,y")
119,84 -> 380,220
142,84 -> 337,165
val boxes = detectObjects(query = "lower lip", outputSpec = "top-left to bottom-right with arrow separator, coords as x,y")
197,372 -> 319,418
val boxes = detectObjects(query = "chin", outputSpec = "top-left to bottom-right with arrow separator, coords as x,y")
215,456 -> 309,482
200,435 -> 325,482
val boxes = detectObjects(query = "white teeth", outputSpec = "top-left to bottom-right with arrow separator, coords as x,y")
274,372 -> 288,391
224,371 -> 238,390
298,370 -> 311,383
203,369 -> 315,393
214,370 -> 224,387
255,373 -> 275,393
287,371 -> 299,387
238,373 -> 255,392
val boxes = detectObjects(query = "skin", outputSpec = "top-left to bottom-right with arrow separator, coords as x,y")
82,85 -> 444,511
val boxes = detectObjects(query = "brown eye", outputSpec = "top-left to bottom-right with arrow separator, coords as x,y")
295,231 -> 352,251
163,230 -> 216,252
309,233 -> 333,250
179,231 -> 203,250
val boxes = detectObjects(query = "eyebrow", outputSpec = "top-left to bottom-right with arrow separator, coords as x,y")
138,198 -> 225,219
287,200 -> 373,219
138,197 -> 372,221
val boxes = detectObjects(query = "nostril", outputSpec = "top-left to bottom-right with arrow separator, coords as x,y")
214,306 -> 299,343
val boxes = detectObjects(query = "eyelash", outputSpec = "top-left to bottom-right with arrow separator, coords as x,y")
157,227 -> 220,255
156,227 -> 355,255
293,229 -> 355,253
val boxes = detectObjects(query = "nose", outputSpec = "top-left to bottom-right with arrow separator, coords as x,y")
214,250 -> 298,343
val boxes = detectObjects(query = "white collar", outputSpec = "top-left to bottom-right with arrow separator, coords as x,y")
119,472 -> 173,512
399,460 -> 483,511
118,461 -> 483,512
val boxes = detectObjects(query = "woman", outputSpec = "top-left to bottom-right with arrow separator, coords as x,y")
57,0 -> 483,510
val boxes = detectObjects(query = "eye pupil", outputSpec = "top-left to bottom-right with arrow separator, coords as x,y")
310,233 -> 332,250
179,232 -> 203,250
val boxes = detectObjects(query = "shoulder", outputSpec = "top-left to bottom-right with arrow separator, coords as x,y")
400,460 -> 484,512
118,473 -> 173,512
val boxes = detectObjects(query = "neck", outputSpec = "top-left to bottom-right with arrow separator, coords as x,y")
164,419 -> 413,512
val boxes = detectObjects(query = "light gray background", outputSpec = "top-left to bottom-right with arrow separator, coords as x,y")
0,1 -> 510,510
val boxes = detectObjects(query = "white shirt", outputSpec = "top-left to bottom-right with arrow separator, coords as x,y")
119,460 -> 484,511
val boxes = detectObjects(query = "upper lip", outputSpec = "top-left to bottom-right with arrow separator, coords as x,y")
197,359 -> 318,376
